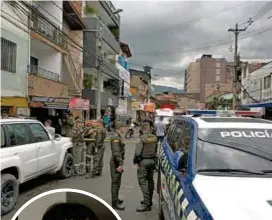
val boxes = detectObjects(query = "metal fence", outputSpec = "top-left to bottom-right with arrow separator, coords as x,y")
31,9 -> 68,49
28,65 -> 60,81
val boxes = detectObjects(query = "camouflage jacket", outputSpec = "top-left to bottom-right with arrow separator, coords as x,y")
110,132 -> 125,166
95,126 -> 107,148
71,126 -> 85,144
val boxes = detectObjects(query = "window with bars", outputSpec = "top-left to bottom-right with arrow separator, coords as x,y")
1,37 -> 17,73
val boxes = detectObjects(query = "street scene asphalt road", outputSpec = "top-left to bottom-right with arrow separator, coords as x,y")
3,135 -> 158,220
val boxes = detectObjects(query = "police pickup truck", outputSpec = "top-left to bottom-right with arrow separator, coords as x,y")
157,113 -> 272,220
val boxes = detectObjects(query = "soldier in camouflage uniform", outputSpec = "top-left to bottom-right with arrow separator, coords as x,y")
92,119 -> 107,178
71,118 -> 86,175
84,121 -> 98,179
62,112 -> 74,137
110,121 -> 126,210
134,122 -> 158,212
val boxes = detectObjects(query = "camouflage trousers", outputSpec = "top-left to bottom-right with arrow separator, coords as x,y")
85,142 -> 95,175
92,145 -> 105,176
110,161 -> 123,206
72,143 -> 86,175
137,164 -> 155,207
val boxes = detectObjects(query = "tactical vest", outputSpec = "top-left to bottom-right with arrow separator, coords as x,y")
141,134 -> 157,159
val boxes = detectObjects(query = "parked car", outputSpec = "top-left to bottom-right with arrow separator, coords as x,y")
1,118 -> 74,215
157,114 -> 272,220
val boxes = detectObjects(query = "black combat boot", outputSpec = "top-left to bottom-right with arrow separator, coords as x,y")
140,200 -> 153,206
112,203 -> 125,211
136,205 -> 151,212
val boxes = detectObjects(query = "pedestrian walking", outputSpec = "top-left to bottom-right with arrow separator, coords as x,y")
44,119 -> 55,137
110,121 -> 126,210
84,121 -> 97,179
155,116 -> 165,143
71,118 -> 86,175
92,119 -> 107,177
133,122 -> 158,212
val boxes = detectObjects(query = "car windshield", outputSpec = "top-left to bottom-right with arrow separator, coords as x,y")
196,128 -> 272,175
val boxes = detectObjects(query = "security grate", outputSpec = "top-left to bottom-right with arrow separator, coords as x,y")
1,37 -> 17,73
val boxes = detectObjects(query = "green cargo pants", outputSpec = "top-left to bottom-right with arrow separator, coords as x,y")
110,161 -> 123,206
137,163 -> 155,207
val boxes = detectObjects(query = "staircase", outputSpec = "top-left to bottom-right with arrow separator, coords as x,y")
63,49 -> 82,97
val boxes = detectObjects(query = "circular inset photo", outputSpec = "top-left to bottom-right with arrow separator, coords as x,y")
11,188 -> 122,220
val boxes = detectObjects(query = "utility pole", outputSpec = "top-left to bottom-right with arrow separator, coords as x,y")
228,23 -> 246,110
96,25 -> 103,120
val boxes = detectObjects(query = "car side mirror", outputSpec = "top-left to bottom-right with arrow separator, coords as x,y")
54,134 -> 61,141
172,151 -> 187,171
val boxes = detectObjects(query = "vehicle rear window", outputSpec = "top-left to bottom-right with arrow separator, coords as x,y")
5,124 -> 31,146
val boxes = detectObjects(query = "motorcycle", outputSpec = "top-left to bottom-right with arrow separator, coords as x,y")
125,122 -> 137,139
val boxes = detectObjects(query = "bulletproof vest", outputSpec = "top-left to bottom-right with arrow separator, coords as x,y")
141,134 -> 157,159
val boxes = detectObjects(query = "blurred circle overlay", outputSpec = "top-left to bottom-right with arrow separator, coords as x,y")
11,188 -> 122,220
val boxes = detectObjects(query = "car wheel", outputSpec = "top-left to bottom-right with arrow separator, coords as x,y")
59,153 -> 74,179
1,174 -> 19,216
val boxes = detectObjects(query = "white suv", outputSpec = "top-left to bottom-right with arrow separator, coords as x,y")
1,118 -> 74,215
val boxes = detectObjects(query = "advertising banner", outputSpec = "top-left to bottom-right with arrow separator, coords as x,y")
69,98 -> 90,110
144,103 -> 155,112
116,98 -> 128,115
29,96 -> 69,109
116,63 -> 130,97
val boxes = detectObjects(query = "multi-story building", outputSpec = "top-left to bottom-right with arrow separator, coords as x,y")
1,1 -> 88,121
185,54 -> 233,102
82,0 -> 122,119
129,66 -> 154,120
115,42 -> 132,116
1,1 -> 30,116
240,61 -> 272,106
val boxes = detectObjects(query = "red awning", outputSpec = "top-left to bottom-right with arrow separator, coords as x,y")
160,104 -> 175,109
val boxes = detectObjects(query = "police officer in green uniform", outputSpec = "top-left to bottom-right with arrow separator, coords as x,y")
71,118 -> 86,175
134,122 -> 158,212
84,121 -> 98,179
92,119 -> 107,178
110,121 -> 126,210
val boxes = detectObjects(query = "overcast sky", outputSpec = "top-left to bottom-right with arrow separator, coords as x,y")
112,0 -> 272,89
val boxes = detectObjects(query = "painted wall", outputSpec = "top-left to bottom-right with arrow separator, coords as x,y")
30,40 -> 62,76
1,2 -> 30,97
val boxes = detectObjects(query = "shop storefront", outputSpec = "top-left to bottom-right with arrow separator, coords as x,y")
69,98 -> 90,120
0,97 -> 29,117
29,96 -> 70,133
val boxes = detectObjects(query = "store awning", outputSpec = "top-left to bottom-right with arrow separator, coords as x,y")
240,102 -> 272,108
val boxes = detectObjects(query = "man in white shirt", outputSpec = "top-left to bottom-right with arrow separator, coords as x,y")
155,116 -> 165,143
45,119 -> 56,137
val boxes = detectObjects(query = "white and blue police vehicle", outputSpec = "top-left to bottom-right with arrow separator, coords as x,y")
157,112 -> 272,220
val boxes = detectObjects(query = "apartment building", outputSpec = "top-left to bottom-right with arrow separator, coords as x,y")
82,0 -> 122,119
1,1 -> 88,120
1,1 -> 30,116
240,61 -> 272,105
116,42 -> 132,115
185,54 -> 233,102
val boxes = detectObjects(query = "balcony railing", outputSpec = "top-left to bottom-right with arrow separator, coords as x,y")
28,65 -> 60,82
103,1 -> 120,21
31,9 -> 68,49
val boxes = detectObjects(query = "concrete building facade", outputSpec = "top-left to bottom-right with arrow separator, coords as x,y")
185,54 -> 233,102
